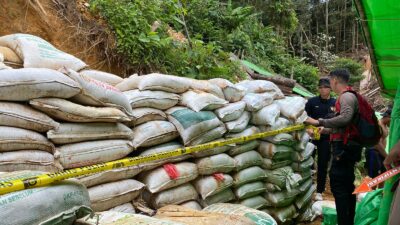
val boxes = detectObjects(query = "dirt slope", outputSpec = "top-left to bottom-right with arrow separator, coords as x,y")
0,0 -> 125,76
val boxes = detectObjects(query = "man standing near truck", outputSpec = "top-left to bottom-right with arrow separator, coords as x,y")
305,69 -> 364,225
305,78 -> 336,201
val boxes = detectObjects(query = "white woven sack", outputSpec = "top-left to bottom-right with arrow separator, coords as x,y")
0,102 -> 59,132
56,140 -> 133,169
47,122 -> 133,144
0,68 -> 81,101
0,33 -> 87,71
88,179 -> 145,212
79,70 -> 123,86
30,98 -> 130,123
180,90 -> 227,112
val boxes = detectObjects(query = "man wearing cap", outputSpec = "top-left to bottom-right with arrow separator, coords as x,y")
305,77 -> 336,201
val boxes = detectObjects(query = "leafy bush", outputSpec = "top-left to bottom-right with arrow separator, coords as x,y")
328,57 -> 364,85
90,0 -> 244,81
90,0 -> 319,90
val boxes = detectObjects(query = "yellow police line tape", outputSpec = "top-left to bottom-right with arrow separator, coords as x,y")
0,124 -> 319,195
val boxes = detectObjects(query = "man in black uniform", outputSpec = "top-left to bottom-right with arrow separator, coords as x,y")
305,77 -> 336,201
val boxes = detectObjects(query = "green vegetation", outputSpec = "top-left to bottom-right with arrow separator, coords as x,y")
90,0 -> 362,91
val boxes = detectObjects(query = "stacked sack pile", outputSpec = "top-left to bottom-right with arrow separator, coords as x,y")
0,33 -> 315,225
0,34 -> 144,215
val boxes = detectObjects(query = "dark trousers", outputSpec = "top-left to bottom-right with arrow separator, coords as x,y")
330,141 -> 359,225
313,139 -> 331,193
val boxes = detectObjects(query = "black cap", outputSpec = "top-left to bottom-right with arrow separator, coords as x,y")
381,107 -> 392,118
318,78 -> 331,88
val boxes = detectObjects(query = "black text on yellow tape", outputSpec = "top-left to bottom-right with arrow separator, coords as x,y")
0,124 -> 318,195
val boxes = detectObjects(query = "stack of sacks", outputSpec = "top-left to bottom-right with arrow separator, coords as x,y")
292,133 -> 317,223
0,68 -> 82,173
139,162 -> 199,209
44,68 -> 146,212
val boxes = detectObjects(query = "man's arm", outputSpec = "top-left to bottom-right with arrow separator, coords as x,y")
384,140 -> 400,169
319,93 -> 357,128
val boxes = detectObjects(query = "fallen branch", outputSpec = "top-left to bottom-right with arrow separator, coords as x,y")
248,72 -> 296,88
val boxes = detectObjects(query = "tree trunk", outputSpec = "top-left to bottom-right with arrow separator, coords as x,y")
248,72 -> 296,88
325,0 -> 329,50
352,19 -> 356,52
344,0 -> 347,52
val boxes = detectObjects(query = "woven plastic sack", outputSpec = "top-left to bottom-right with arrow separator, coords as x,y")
56,139 -> 133,169
149,184 -> 198,209
215,101 -> 246,122
0,171 -> 92,225
0,68 -> 81,101
140,162 -> 198,193
263,205 -> 298,224
291,157 -> 314,172
109,203 -> 136,214
294,131 -> 311,151
275,96 -> 306,120
225,126 -> 260,139
65,69 -> 133,116
195,153 -> 235,175
191,139 -> 233,158
78,165 -> 142,188
140,142 -> 188,170
189,125 -> 227,146
185,79 -> 225,99
115,74 -> 143,91
201,189 -> 235,207
138,73 -> 190,93
251,104 -> 280,126
225,111 -> 251,133
194,173 -> 233,199
180,90 -> 227,112
263,133 -> 296,146
79,70 -> 123,86
128,107 -> 167,126
47,122 -> 133,144
124,89 -> 179,110
236,80 -> 283,96
30,98 -> 130,123
0,102 -> 59,132
295,184 -> 316,210
0,34 -> 87,70
0,150 -> 62,172
262,158 -> 292,170
264,166 -> 302,191
239,196 -> 268,210
88,179 -> 145,212
77,211 -> 184,225
166,107 -> 222,146
258,142 -> 294,161
132,121 -> 179,148
234,181 -> 266,200
228,140 -> 260,156
210,78 -> 245,102
242,93 -> 274,112
292,142 -> 315,162
233,166 -> 267,187
233,150 -> 263,171
203,203 -> 277,225
180,201 -> 203,211
0,126 -> 54,153
264,189 -> 300,208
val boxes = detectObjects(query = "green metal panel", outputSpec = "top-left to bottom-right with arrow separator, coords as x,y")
354,0 -> 400,97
